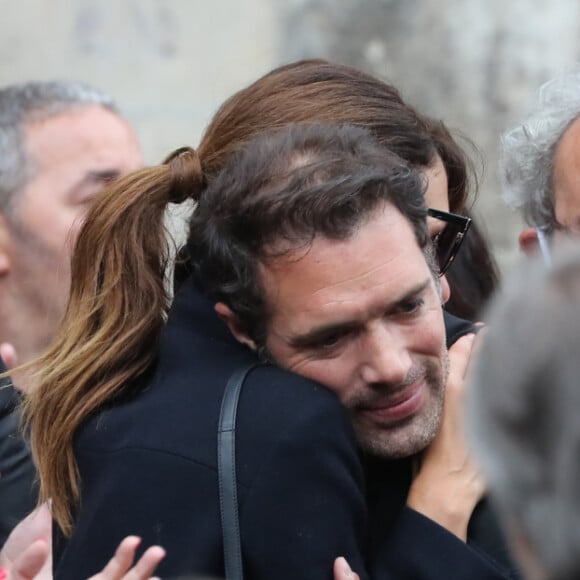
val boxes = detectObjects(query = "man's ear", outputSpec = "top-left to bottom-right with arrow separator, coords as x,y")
0,214 -> 13,275
215,302 -> 257,350
518,227 -> 539,256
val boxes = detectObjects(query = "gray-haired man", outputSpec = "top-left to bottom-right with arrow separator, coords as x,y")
501,68 -> 580,259
0,81 -> 142,371
0,80 -> 142,544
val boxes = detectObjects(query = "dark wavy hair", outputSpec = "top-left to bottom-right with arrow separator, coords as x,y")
189,123 -> 430,347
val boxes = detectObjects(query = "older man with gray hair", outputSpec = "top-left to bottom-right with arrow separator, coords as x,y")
0,81 -> 142,370
467,245 -> 580,580
0,80 -> 142,545
501,68 -> 580,261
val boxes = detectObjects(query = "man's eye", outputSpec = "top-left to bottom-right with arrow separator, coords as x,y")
311,332 -> 346,351
397,298 -> 424,316
319,335 -> 341,348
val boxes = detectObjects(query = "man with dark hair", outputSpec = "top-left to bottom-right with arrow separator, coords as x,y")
193,125 -> 513,574
57,124 -> 516,578
0,80 -> 142,545
191,125 -> 448,462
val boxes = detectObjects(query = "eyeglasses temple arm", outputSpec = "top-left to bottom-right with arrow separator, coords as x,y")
536,228 -> 553,268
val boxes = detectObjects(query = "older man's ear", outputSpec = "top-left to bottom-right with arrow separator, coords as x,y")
518,227 -> 539,256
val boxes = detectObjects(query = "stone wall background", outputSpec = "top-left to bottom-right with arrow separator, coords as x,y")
2,0 -> 579,269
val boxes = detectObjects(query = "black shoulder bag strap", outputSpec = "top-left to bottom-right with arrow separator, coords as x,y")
218,363 -> 261,580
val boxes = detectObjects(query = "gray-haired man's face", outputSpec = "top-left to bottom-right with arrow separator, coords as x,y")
519,116 -> 580,259
0,104 -> 143,363
552,116 -> 580,236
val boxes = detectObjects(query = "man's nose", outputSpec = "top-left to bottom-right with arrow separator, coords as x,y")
359,324 -> 412,386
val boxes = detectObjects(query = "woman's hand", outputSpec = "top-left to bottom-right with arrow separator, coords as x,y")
0,503 -> 165,580
0,503 -> 52,580
87,536 -> 165,580
406,333 -> 485,540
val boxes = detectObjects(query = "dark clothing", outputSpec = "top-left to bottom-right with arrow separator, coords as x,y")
54,279 -> 517,579
0,359 -> 38,547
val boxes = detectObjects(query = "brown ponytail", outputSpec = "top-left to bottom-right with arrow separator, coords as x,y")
23,148 -> 203,535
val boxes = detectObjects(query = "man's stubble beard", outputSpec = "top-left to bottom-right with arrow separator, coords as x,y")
350,353 -> 450,460
263,336 -> 450,460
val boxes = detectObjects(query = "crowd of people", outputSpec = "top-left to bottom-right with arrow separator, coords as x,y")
0,59 -> 579,580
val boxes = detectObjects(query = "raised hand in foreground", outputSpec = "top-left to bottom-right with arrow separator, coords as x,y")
407,333 -> 486,541
0,503 -> 164,580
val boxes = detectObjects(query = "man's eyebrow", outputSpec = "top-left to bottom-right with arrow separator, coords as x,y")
68,170 -> 123,200
394,279 -> 431,304
288,278 -> 432,348
289,320 -> 359,348
85,169 -> 122,183
68,169 -> 121,200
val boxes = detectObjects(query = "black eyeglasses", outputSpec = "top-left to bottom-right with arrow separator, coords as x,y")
427,208 -> 472,276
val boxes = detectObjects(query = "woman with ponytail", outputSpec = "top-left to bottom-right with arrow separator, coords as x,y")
25,61 -> 510,579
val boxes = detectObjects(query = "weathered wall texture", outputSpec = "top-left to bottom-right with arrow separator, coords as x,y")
1,0 -> 579,266
0,0 -> 278,163
276,0 -> 580,266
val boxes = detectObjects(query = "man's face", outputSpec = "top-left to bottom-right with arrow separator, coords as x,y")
520,116 -> 580,258
553,116 -> 580,237
4,105 -> 143,359
260,203 -> 448,458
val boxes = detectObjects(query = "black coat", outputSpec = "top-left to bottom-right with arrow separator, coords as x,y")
54,277 -> 518,579
0,359 -> 38,547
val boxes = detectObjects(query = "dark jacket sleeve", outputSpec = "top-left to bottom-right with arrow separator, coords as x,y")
371,508 -> 512,579
0,362 -> 38,547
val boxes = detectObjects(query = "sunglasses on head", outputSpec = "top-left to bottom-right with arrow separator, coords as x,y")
427,208 -> 472,276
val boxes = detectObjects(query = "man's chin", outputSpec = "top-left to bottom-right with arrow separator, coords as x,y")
354,416 -> 439,459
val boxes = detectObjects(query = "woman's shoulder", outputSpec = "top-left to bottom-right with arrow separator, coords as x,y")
236,363 -> 355,452
240,363 -> 346,418
232,364 -> 360,492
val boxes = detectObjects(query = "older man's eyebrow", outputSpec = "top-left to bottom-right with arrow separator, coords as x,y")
68,169 -> 124,202
85,169 -> 122,183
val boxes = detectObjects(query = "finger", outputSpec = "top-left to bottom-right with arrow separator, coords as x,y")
22,503 -> 52,541
1,503 -> 52,566
448,333 -> 476,381
90,536 -> 141,579
333,556 -> 359,580
471,326 -> 488,360
122,546 -> 165,580
0,343 -> 18,369
11,539 -> 50,580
